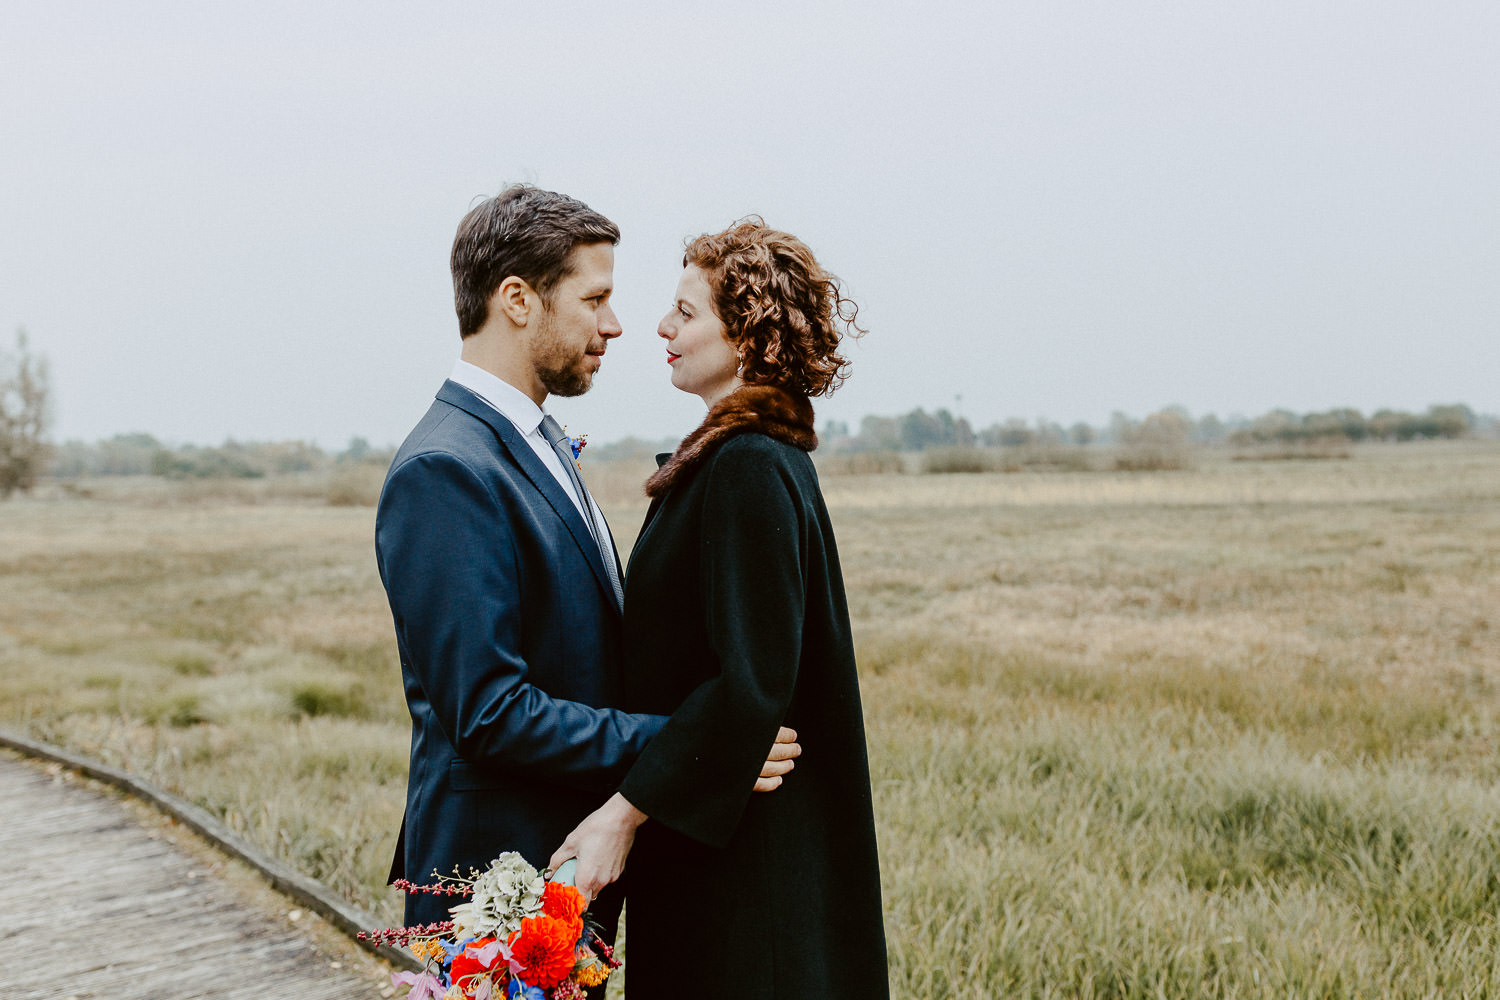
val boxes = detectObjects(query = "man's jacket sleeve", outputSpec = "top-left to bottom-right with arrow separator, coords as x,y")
376,449 -> 664,791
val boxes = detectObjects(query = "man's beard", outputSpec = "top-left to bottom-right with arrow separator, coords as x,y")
530,310 -> 595,398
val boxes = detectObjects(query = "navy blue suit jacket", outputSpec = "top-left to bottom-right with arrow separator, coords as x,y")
375,380 -> 665,926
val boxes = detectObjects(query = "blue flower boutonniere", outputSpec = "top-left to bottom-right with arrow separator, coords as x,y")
567,431 -> 587,467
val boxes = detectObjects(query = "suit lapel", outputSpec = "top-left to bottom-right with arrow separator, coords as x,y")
436,381 -> 621,615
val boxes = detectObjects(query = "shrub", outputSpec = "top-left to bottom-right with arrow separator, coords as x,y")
1232,437 -> 1352,461
142,694 -> 208,728
326,464 -> 385,506
168,696 -> 208,728
152,446 -> 263,479
1007,443 -> 1096,472
817,450 -> 906,475
922,446 -> 996,474
1114,410 -> 1196,471
167,654 -> 214,676
291,681 -> 364,718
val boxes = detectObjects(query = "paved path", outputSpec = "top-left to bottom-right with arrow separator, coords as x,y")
0,750 -> 389,999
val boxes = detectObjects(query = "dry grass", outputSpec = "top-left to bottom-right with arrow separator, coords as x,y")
3,440 -> 1500,997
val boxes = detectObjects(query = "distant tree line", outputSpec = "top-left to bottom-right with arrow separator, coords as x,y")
823,403 -> 1491,454
7,319 -> 1496,494
8,300 -> 1496,496
37,403 -> 1497,486
1226,405 -> 1478,445
51,434 -> 392,479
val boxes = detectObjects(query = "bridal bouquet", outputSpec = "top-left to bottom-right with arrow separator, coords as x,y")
361,853 -> 619,1000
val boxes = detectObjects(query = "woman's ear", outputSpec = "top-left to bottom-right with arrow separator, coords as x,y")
490,275 -> 536,328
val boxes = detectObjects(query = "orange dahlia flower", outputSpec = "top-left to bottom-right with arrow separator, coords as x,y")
541,882 -> 587,923
508,914 -> 582,989
448,937 -> 497,995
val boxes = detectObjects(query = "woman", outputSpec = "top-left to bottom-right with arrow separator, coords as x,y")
557,219 -> 888,997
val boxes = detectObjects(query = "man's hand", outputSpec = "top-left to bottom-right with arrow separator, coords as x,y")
754,726 -> 800,792
548,793 -> 648,904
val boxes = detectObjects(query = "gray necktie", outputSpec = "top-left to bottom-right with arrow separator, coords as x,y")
540,414 -> 624,608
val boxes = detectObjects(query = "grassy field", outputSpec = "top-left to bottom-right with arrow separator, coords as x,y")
4,441 -> 1499,998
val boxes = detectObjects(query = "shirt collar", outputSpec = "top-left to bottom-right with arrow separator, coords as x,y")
449,359 -> 550,436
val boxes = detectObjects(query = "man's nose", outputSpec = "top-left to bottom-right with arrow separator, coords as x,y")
599,305 -> 622,339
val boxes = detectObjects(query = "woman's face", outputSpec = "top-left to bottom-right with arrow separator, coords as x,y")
658,265 -> 742,406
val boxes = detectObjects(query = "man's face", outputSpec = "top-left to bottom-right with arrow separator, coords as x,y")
528,242 -> 621,398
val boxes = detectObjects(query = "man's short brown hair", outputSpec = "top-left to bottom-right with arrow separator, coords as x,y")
450,185 -> 620,339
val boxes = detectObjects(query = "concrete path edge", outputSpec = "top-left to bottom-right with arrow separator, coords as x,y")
0,726 -> 421,973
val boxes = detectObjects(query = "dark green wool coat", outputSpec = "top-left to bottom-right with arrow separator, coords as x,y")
616,385 -> 889,999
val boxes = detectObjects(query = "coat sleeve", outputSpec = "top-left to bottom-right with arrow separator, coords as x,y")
376,448 -> 666,791
617,441 -> 804,847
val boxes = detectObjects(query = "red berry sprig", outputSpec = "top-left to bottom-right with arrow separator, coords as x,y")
391,877 -> 471,896
357,920 -> 455,946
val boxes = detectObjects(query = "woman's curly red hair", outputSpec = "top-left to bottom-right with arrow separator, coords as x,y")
684,218 -> 864,398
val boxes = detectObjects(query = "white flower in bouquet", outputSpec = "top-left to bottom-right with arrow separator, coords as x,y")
448,852 -> 545,940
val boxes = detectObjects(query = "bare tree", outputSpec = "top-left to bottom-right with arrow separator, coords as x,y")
0,328 -> 52,497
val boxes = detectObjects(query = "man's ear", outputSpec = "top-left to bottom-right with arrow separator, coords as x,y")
491,275 -> 536,328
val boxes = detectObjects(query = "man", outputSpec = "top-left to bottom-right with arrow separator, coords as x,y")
375,185 -> 795,938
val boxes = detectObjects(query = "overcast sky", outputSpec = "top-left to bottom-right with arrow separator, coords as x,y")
3,1 -> 1496,449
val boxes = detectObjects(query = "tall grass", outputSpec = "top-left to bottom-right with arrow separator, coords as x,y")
863,633 -> 1500,996
2,440 -> 1499,996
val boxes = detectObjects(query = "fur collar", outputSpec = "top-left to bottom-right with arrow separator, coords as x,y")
645,385 -> 817,497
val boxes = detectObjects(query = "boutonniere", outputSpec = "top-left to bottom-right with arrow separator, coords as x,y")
567,430 -> 588,467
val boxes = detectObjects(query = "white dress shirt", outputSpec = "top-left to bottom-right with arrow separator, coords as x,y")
447,360 -> 615,551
